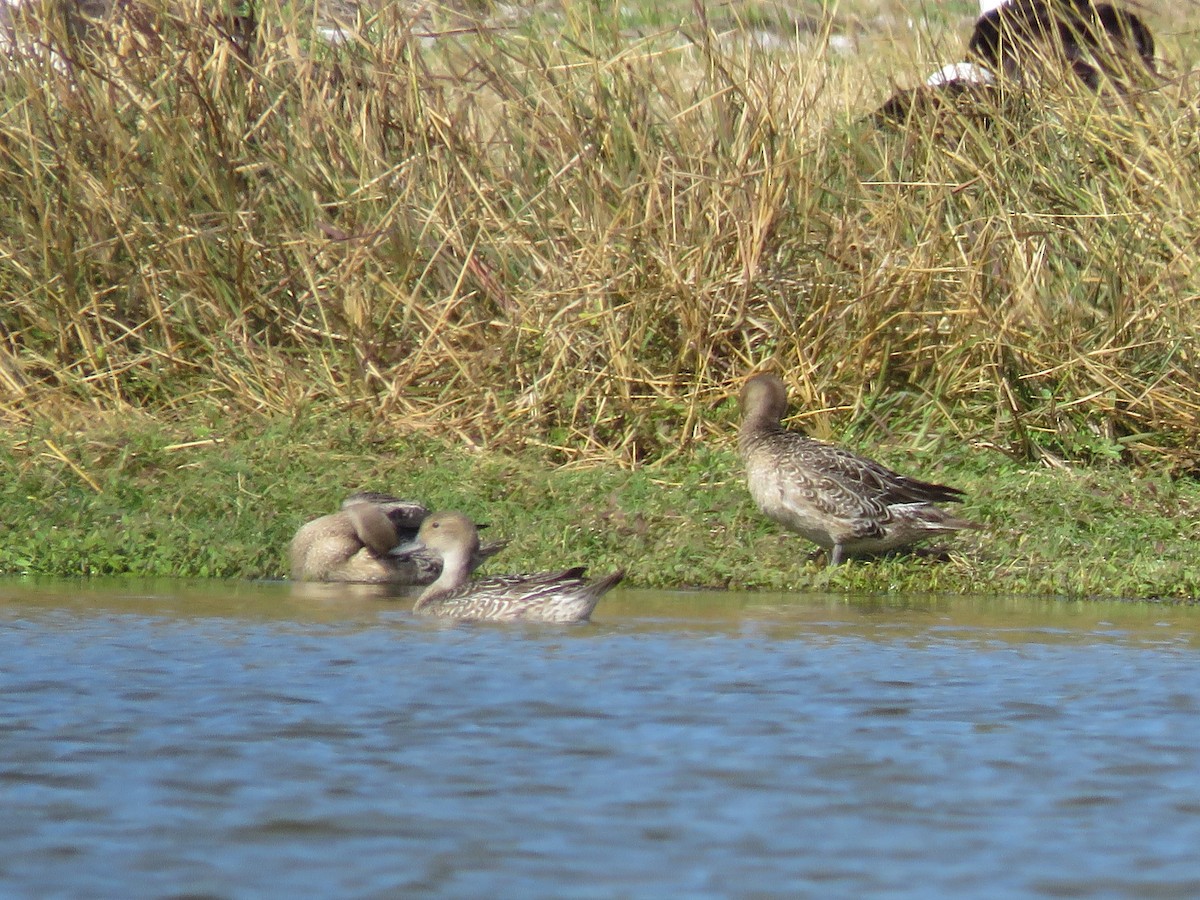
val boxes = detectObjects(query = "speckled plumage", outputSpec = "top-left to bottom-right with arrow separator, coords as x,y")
738,374 -> 979,566
289,494 -> 506,584
402,511 -> 624,623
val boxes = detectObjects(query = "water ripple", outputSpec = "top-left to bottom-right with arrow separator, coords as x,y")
1,585 -> 1199,897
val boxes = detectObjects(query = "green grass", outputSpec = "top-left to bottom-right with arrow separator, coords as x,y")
4,411 -> 1199,600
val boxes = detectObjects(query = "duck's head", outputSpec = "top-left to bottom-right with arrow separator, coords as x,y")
394,510 -> 481,561
740,373 -> 790,425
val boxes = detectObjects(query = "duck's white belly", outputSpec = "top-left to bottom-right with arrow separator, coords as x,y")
746,467 -> 843,550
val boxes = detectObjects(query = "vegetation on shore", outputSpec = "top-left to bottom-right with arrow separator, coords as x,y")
1,1 -> 1197,598
4,409 -> 1200,600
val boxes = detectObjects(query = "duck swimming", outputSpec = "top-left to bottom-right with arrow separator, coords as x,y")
738,373 -> 980,566
398,511 -> 624,623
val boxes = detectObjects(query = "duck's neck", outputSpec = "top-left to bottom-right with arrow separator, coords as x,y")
738,410 -> 783,454
415,546 -> 473,608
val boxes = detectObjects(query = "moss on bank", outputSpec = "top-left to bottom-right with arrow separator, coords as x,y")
3,410 -> 1198,601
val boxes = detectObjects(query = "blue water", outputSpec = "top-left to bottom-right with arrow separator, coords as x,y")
2,580 -> 1199,898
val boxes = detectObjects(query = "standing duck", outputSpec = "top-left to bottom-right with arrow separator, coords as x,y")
289,493 -> 506,584
399,511 -> 624,623
738,374 -> 980,566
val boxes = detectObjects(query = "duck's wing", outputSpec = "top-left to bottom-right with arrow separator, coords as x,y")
788,435 -> 965,506
764,438 -> 942,542
470,568 -> 590,594
474,539 -> 510,565
772,460 -> 891,541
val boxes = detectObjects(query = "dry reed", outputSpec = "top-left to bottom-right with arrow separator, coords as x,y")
0,0 -> 1196,467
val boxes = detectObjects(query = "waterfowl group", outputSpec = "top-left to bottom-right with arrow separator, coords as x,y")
289,372 -> 982,614
738,374 -> 979,566
272,0 -> 1164,608
290,497 -> 618,622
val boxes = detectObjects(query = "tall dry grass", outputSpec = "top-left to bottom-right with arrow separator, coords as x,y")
0,0 -> 1197,467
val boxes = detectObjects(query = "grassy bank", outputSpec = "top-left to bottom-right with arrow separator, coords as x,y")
1,1 -> 1198,598
3,411 -> 1199,600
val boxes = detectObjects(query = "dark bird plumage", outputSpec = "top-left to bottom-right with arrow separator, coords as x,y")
873,0 -> 1157,127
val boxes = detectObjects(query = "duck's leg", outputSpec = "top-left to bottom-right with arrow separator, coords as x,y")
830,543 -> 846,566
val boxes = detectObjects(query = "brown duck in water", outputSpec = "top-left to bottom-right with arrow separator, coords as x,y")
738,374 -> 980,566
398,511 -> 624,623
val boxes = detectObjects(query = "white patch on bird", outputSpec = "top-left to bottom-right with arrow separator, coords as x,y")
925,62 -> 996,87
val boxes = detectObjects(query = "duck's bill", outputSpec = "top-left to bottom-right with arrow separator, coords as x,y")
388,539 -> 426,560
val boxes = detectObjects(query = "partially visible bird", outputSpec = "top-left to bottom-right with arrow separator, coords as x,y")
738,373 -> 980,566
398,511 -> 623,623
289,493 -> 505,584
873,0 -> 1157,127
967,0 -> 1155,90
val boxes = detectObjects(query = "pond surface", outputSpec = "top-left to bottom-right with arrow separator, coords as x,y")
2,579 -> 1199,898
